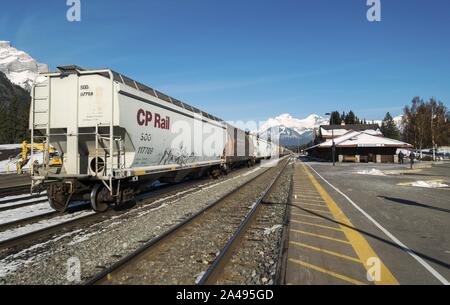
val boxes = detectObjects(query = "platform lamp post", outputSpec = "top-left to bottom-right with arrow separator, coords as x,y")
325,113 -> 336,166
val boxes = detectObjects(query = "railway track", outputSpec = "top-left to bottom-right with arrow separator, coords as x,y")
199,162 -> 293,285
0,196 -> 48,213
0,166 -> 256,252
86,157 -> 290,285
0,184 -> 31,198
0,210 -> 59,233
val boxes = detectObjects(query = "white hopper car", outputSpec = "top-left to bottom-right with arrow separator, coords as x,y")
29,66 -> 284,212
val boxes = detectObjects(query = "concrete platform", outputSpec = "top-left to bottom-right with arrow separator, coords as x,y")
283,160 -> 450,285
284,162 -> 398,285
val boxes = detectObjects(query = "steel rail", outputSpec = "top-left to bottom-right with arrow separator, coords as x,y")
0,211 -> 59,233
0,185 -> 31,198
0,198 -> 49,213
0,193 -> 46,205
197,157 -> 291,285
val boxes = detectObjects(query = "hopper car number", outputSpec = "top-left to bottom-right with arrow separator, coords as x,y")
137,146 -> 154,155
140,133 -> 152,142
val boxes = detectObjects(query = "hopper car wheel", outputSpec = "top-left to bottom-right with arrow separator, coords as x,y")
48,185 -> 72,213
90,184 -> 111,213
48,195 -> 71,213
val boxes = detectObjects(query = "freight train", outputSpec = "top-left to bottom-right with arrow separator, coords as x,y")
29,66 -> 288,212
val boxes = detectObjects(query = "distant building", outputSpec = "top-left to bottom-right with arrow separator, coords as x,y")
307,130 -> 413,163
314,124 -> 382,143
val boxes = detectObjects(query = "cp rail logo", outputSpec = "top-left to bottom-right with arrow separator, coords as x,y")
137,109 -> 171,130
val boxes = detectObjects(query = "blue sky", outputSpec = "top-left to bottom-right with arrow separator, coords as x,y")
1,0 -> 449,122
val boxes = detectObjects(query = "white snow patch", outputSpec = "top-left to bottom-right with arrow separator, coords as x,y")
264,225 -> 282,235
0,151 -> 44,174
194,271 -> 206,284
0,211 -> 94,243
0,229 -> 82,278
0,192 -> 46,204
0,144 -> 22,150
67,231 -> 99,246
0,196 -> 45,210
357,169 -> 386,176
410,181 -> 449,188
0,202 -> 53,225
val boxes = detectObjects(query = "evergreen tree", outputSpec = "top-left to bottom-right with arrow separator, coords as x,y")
380,112 -> 400,139
329,111 -> 342,125
0,71 -> 31,144
345,111 -> 357,124
341,112 -> 346,123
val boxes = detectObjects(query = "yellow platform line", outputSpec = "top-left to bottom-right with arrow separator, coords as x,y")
296,207 -> 332,214
294,188 -> 317,191
290,241 -> 361,263
294,191 -> 318,194
291,213 -> 323,220
294,198 -> 326,204
293,202 -> 327,208
289,258 -> 366,285
294,192 -> 318,196
291,220 -> 343,232
291,229 -> 351,245
301,163 -> 399,285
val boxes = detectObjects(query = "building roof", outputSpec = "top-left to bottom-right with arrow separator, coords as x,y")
307,131 -> 413,150
320,124 -> 380,131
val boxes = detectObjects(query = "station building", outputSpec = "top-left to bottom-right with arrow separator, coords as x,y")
306,130 -> 413,163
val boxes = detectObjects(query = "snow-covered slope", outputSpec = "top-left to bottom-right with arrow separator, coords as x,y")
0,41 -> 47,91
259,113 -> 328,134
258,114 -> 328,147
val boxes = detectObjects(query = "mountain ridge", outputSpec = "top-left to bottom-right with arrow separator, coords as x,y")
0,41 -> 47,91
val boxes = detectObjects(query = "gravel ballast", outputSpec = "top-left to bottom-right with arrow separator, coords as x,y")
0,164 -> 275,284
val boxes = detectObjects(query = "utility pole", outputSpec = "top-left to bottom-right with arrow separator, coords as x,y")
325,113 -> 336,166
431,106 -> 436,161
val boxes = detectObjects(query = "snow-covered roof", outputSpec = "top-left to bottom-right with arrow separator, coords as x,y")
319,125 -> 382,137
308,131 -> 412,149
320,128 -> 352,137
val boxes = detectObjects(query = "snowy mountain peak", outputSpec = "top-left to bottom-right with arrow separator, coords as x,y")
0,41 -> 47,91
258,113 -> 329,148
258,113 -> 328,134
0,41 -> 11,48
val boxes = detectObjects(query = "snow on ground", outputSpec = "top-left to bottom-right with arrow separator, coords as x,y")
0,196 -> 46,209
0,192 -> 46,204
0,144 -> 22,150
0,151 -> 44,174
356,168 -> 386,176
0,210 -> 94,243
0,158 -> 19,174
409,180 -> 449,188
0,229 -> 82,278
0,202 -> 53,225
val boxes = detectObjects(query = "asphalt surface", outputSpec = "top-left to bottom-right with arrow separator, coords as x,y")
297,159 -> 450,284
